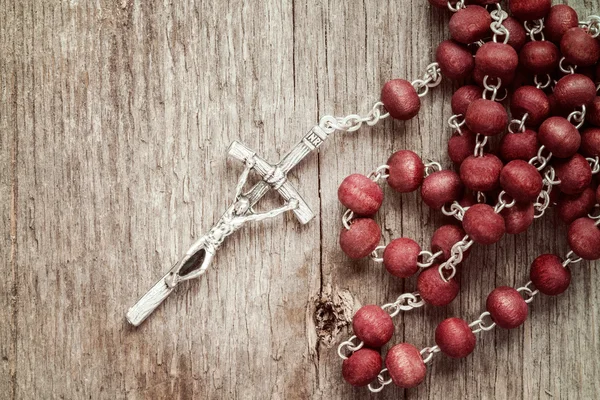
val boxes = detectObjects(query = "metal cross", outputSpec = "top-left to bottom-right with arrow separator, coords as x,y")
126,125 -> 330,326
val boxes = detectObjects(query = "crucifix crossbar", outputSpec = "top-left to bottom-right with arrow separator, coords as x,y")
126,125 -> 331,326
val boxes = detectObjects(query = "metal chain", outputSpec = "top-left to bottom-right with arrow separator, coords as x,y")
382,292 -> 425,318
534,74 -> 552,89
370,245 -> 386,263
448,114 -> 466,134
559,57 -> 577,74
490,4 -> 510,44
533,166 -> 559,218
442,201 -> 469,221
474,133 -> 488,157
469,311 -> 496,334
447,0 -> 465,12
337,335 -> 364,360
437,236 -> 474,282
516,281 -> 539,304
529,145 -> 553,171
368,164 -> 390,183
588,156 -> 600,175
494,190 -> 517,213
368,368 -> 393,393
412,63 -> 443,97
342,209 -> 354,230
417,250 -> 444,269
424,160 -> 442,177
319,101 -> 390,134
420,345 -> 441,364
524,19 -> 545,41
580,15 -> 600,38
508,114 -> 528,134
567,105 -> 586,129
482,76 -> 506,101
562,250 -> 583,267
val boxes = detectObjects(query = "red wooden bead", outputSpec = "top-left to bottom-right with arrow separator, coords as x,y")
554,154 -> 593,195
499,160 -> 543,203
338,174 -> 384,216
519,41 -> 560,75
462,204 -> 505,245
381,79 -> 421,120
451,85 -> 482,116
460,154 -> 503,192
554,74 -> 597,110
509,0 -> 551,21
499,129 -> 539,162
352,305 -> 394,348
474,42 -> 519,85
557,188 -> 597,224
435,318 -> 476,358
449,6 -> 491,44
448,129 -> 476,166
502,17 -> 528,51
340,218 -> 381,259
387,150 -> 425,193
421,170 -> 464,210
342,348 -> 383,387
465,99 -> 508,136
436,40 -> 475,80
568,218 -> 600,260
431,224 -> 468,261
537,117 -> 581,159
386,343 -> 426,389
530,254 -> 571,296
581,128 -> 600,157
501,202 -> 535,234
545,5 -> 579,44
561,27 -> 600,67
417,265 -> 460,306
383,238 -> 421,278
586,98 -> 600,128
510,86 -> 550,128
486,286 -> 528,329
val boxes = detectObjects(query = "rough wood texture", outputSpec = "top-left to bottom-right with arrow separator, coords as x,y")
2,0 -> 600,398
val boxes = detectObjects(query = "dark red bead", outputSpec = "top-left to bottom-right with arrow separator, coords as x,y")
431,224 -> 467,261
509,0 -> 551,21
342,348 -> 383,387
383,238 -> 421,278
386,343 -> 426,389
499,129 -> 539,162
581,128 -> 600,157
451,85 -> 482,116
352,305 -> 394,348
530,254 -> 571,296
561,27 -> 600,67
475,42 -> 519,85
586,98 -> 600,128
340,218 -> 381,259
555,154 -> 593,195
387,150 -> 425,193
460,154 -> 503,192
465,99 -> 508,136
381,79 -> 421,120
421,170 -> 464,210
545,5 -> 579,44
503,17 -> 528,51
449,6 -> 491,44
501,202 -> 535,234
568,218 -> 600,260
435,318 -> 476,358
436,40 -> 475,80
557,188 -> 597,224
417,265 -> 459,307
499,160 -> 543,203
338,174 -> 384,216
448,129 -> 476,166
462,204 -> 505,245
510,86 -> 550,127
486,286 -> 528,329
538,117 -> 581,159
554,74 -> 597,110
519,41 -> 560,75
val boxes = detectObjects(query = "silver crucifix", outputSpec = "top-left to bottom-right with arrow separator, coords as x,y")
126,125 -> 330,326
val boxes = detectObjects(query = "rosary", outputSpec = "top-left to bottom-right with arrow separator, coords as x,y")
126,0 -> 600,393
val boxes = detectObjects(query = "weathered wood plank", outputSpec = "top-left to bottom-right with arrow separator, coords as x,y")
2,0 -> 600,399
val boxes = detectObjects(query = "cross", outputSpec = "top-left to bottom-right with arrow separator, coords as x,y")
126,125 -> 331,326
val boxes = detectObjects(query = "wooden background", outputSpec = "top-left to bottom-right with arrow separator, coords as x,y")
2,0 -> 600,398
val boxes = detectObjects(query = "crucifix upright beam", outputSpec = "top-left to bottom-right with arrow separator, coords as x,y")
126,125 -> 331,326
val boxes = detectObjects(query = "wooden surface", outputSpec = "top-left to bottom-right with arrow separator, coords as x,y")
2,0 -> 600,398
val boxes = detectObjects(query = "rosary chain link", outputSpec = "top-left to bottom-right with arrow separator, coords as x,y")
516,281 -> 539,304
382,292 -> 425,317
490,4 -> 510,44
447,0 -> 465,12
524,19 -> 545,41
368,164 -> 390,182
567,105 -> 586,129
474,133 -> 488,157
342,209 -> 355,230
412,63 -> 443,97
533,166 -> 559,218
563,250 -> 583,267
559,57 -> 577,74
319,101 -> 390,134
534,74 -> 552,89
437,236 -> 474,282
494,190 -> 517,213
469,311 -> 496,334
368,368 -> 393,393
420,345 -> 441,364
448,114 -> 466,133
580,15 -> 600,38
529,145 -> 553,171
482,76 -> 507,101
588,156 -> 600,175
508,114 -> 528,134
442,201 -> 469,221
337,335 -> 364,360
417,250 -> 444,269
424,160 -> 442,177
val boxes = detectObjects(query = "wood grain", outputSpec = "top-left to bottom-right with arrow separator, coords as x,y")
1,0 -> 599,398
